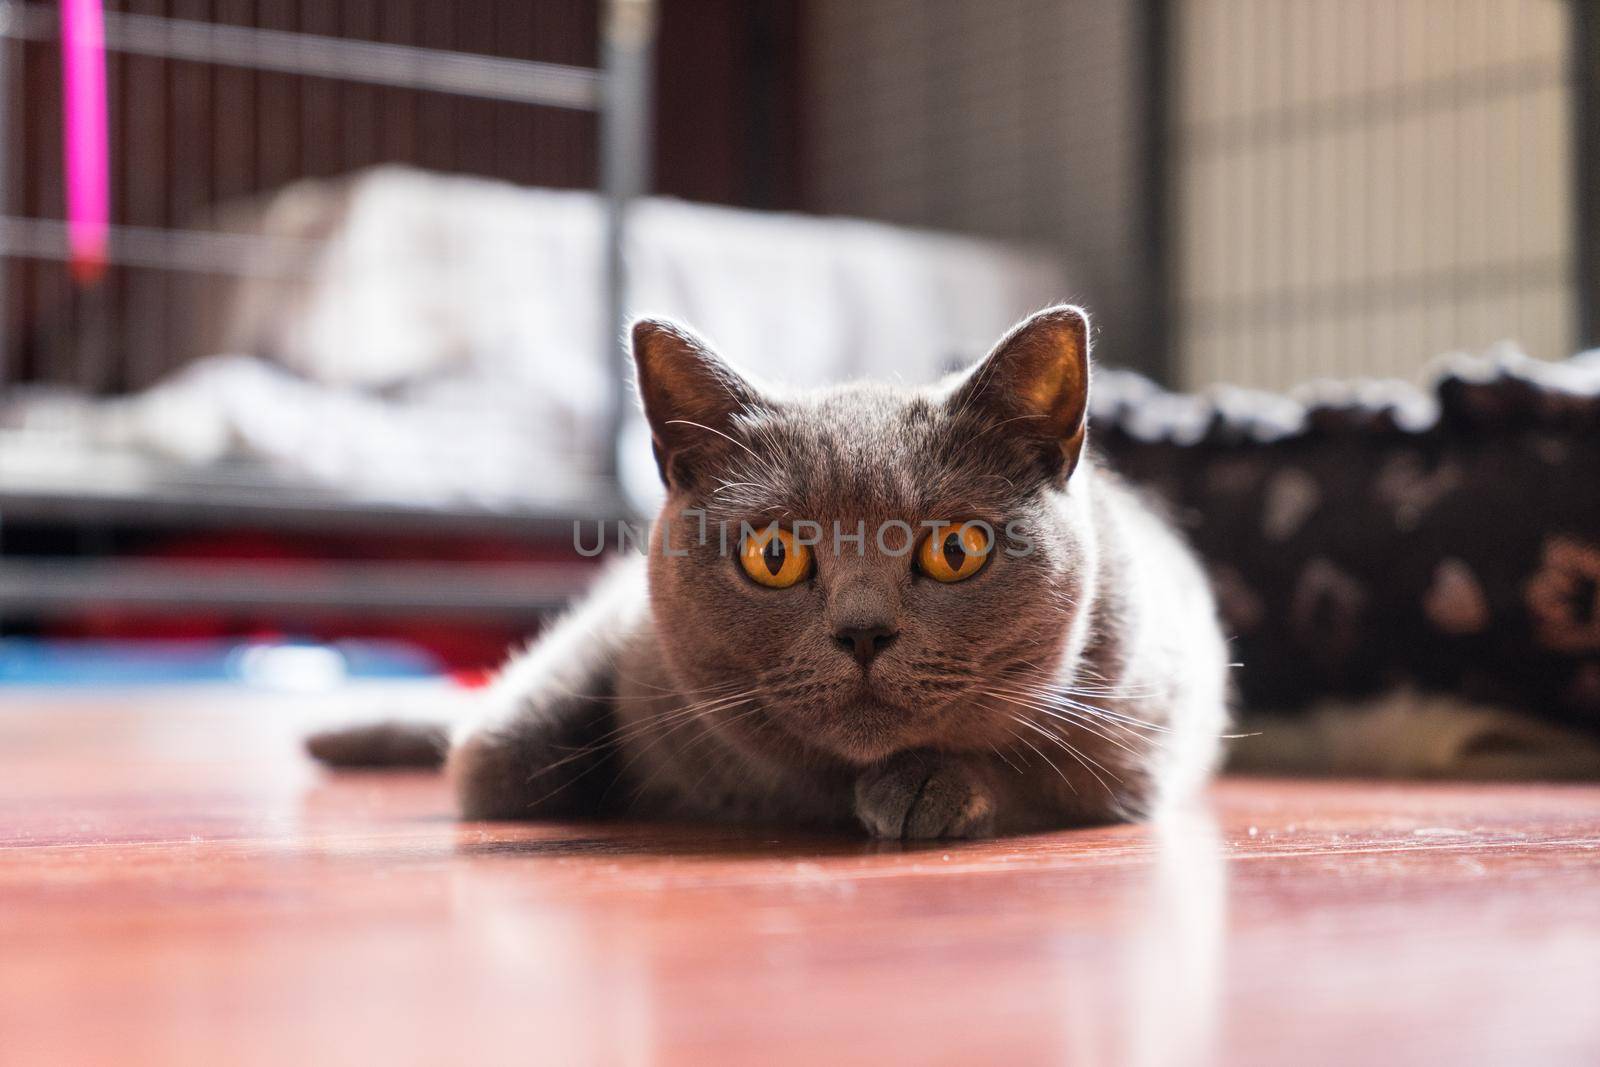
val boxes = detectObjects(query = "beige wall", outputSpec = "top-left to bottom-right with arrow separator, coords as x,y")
804,0 -> 1161,374
1173,0 -> 1576,390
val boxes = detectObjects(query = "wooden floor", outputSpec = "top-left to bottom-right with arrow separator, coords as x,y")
3,691 -> 1600,1066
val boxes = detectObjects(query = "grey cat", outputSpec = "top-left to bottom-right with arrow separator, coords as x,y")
308,306 -> 1229,838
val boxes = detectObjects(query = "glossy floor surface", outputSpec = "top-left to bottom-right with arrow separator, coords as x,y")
3,691 -> 1599,1066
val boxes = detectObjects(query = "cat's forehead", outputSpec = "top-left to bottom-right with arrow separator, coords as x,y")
759,383 -> 936,467
792,381 -> 937,442
719,381 -> 1021,519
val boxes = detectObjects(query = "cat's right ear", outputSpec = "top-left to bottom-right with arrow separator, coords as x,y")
947,305 -> 1091,485
631,319 -> 765,490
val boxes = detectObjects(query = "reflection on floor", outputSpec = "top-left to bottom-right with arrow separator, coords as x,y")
2,692 -> 1598,1065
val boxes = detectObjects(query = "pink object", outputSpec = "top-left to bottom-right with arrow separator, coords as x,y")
60,0 -> 109,284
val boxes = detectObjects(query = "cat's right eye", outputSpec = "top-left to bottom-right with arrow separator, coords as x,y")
916,522 -> 992,583
739,527 -> 813,588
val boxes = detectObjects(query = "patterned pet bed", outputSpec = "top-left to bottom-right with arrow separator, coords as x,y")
1093,348 -> 1600,751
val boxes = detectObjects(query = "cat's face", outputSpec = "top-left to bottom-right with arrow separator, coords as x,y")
636,308 -> 1095,764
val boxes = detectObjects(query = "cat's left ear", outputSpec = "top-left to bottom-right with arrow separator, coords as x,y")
631,318 -> 766,490
949,305 -> 1091,483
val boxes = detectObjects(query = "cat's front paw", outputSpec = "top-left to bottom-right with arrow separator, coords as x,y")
853,751 -> 996,840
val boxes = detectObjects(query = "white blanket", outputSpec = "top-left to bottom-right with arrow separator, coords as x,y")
3,166 -> 1073,512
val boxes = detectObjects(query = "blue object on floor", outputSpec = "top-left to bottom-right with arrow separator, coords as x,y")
0,638 -> 442,688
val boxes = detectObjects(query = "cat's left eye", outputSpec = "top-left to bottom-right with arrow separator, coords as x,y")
917,522 -> 992,583
739,527 -> 813,588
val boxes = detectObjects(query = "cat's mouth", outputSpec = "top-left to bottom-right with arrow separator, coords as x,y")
742,667 -> 964,763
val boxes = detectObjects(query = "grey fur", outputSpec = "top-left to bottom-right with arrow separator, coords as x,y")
307,306 -> 1229,838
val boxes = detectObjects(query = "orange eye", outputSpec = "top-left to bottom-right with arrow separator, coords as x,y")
739,527 -> 813,588
917,522 -> 992,583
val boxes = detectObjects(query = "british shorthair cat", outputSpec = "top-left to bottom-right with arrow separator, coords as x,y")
308,306 -> 1229,838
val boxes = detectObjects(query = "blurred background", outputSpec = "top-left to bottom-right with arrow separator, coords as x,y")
0,0 -> 1594,688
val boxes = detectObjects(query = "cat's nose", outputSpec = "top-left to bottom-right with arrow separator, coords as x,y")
833,624 -> 899,667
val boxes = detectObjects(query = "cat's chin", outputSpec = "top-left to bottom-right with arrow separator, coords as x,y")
815,731 -> 909,765
803,693 -> 935,765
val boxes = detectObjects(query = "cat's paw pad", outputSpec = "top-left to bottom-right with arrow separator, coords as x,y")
853,752 -> 996,840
